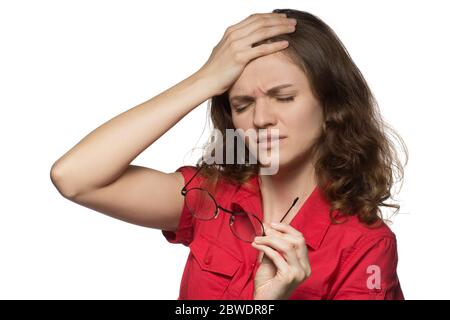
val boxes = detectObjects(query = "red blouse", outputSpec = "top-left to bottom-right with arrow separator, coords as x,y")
162,166 -> 404,300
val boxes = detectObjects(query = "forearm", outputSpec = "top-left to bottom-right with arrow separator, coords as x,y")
51,70 -> 216,197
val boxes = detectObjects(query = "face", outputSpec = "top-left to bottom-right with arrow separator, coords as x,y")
228,52 -> 323,170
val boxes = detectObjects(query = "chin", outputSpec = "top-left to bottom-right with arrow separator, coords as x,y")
259,147 -> 310,169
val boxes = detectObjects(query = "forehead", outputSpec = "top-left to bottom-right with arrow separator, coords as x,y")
228,53 -> 306,96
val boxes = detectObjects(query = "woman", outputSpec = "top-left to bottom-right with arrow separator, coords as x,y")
50,9 -> 407,300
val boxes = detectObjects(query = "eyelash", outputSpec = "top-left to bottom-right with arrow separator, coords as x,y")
234,96 -> 295,113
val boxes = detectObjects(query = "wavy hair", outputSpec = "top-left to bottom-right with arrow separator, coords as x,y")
191,8 -> 408,227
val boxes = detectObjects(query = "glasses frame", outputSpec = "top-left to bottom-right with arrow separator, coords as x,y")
181,165 -> 265,242
180,165 -> 299,242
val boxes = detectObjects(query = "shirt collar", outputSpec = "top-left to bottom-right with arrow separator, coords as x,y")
231,174 -> 332,251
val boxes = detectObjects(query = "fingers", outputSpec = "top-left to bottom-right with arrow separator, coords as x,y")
270,222 -> 303,237
272,223 -> 310,272
252,242 -> 290,275
253,223 -> 311,279
233,19 -> 296,63
270,223 -> 311,275
217,13 -> 295,71
254,231 -> 303,271
241,20 -> 296,46
227,13 -> 288,35
230,14 -> 294,42
237,41 -> 291,64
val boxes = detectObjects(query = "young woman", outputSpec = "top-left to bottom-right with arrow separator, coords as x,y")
50,9 -> 407,300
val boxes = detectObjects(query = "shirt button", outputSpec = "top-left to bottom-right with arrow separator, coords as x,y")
204,255 -> 211,265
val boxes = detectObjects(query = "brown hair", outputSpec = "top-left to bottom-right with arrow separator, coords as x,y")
191,9 -> 408,227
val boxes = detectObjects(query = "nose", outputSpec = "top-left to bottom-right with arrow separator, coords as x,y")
252,97 -> 278,128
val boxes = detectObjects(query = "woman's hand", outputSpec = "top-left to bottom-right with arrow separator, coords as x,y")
252,222 -> 311,300
197,12 -> 297,96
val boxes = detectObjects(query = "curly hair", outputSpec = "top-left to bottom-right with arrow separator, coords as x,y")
190,8 -> 408,227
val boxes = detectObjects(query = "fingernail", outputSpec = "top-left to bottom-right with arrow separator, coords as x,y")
271,222 -> 279,227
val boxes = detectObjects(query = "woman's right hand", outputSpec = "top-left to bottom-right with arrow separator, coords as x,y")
197,12 -> 297,96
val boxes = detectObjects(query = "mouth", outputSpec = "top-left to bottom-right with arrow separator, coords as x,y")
256,136 -> 287,149
257,135 -> 287,144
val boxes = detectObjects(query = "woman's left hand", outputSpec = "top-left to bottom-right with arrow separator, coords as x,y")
252,222 -> 311,300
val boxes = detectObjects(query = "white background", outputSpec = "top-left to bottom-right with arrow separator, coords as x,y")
1,0 -> 449,299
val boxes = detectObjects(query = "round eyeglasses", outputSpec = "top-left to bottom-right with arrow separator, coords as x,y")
181,165 -> 299,242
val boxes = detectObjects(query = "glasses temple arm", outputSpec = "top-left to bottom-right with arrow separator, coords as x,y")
181,165 -> 205,195
279,197 -> 299,223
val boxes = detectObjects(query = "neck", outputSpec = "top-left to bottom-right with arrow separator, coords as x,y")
258,152 -> 317,223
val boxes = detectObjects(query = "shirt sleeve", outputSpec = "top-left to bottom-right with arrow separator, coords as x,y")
161,165 -> 201,247
330,235 -> 405,300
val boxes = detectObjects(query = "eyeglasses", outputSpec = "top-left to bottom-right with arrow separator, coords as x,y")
181,165 -> 299,243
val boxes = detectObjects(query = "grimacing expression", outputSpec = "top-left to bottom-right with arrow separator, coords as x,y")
228,52 -> 324,168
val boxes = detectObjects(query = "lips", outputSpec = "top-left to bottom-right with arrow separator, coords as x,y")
257,135 -> 287,144
256,135 -> 287,150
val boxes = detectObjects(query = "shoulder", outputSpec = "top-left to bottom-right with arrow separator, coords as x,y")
330,212 -> 397,242
175,165 -> 208,186
327,217 -> 404,299
325,213 -> 398,264
175,165 -> 243,196
175,165 -> 199,177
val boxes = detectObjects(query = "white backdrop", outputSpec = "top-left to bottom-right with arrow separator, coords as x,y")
1,0 -> 449,299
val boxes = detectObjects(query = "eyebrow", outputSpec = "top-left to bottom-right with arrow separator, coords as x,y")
229,84 -> 296,103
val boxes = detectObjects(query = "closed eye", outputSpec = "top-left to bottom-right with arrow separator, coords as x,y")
234,96 -> 295,113
277,96 -> 295,102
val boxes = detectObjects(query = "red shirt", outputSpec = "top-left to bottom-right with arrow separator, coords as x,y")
162,166 -> 404,300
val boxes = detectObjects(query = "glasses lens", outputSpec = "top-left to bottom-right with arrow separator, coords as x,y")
229,204 -> 264,242
185,188 -> 216,220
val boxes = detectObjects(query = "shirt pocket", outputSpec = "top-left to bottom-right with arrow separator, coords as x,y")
186,233 -> 242,299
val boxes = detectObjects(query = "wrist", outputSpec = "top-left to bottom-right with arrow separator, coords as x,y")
253,287 -> 295,300
192,68 -> 222,97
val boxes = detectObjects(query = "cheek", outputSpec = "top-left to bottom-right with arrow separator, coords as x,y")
231,112 -> 243,129
286,103 -> 323,145
231,112 -> 254,132
231,116 -> 252,145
